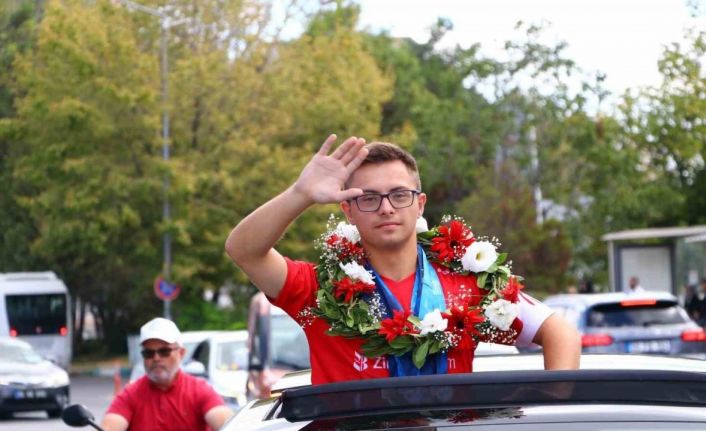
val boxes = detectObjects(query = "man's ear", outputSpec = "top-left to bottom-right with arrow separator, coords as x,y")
340,200 -> 354,224
417,192 -> 427,218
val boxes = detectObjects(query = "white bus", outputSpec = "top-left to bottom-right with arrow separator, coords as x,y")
0,272 -> 73,369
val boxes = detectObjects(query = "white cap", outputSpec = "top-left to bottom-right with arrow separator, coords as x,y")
139,317 -> 181,345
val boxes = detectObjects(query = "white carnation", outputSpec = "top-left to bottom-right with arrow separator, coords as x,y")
339,262 -> 374,285
415,216 -> 429,233
335,222 -> 360,243
484,299 -> 519,331
419,309 -> 448,335
461,241 -> 498,272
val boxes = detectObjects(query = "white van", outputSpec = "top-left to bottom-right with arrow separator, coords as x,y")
0,272 -> 73,369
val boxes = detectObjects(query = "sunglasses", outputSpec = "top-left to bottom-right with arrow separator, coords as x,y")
141,347 -> 177,359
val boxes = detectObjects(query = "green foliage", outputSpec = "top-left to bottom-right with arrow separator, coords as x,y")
620,30 -> 706,227
8,0 -> 163,347
2,0 -> 705,353
454,164 -> 572,293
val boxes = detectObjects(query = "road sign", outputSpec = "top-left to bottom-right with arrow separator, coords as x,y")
153,276 -> 180,301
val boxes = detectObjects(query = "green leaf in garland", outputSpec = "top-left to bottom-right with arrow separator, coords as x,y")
343,310 -> 355,327
428,339 -> 442,354
477,272 -> 488,289
389,335 -> 414,350
497,266 -> 511,276
496,253 -> 508,265
413,341 -> 430,368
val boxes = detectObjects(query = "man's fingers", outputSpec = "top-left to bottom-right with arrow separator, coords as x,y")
339,138 -> 366,165
344,145 -> 369,175
330,136 -> 359,160
317,134 -> 338,156
338,187 -> 365,202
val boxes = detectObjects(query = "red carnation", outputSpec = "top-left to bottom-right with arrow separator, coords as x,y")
430,220 -> 475,263
442,305 -> 485,350
378,310 -> 418,342
333,277 -> 375,303
501,276 -> 524,303
326,234 -> 365,262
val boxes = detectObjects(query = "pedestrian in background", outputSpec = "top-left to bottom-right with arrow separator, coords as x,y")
626,276 -> 645,295
101,317 -> 233,431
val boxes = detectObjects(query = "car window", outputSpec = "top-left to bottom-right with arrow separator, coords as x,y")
193,340 -> 211,367
6,293 -> 68,335
182,341 -> 200,362
270,314 -> 310,369
216,340 -> 248,371
587,301 -> 688,328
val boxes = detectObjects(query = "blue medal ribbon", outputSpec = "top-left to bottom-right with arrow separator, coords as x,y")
368,244 -> 448,376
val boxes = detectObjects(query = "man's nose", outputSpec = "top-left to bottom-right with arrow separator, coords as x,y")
378,195 -> 395,213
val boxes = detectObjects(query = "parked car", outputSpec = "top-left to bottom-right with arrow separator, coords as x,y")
129,329 -> 227,383
0,336 -> 70,418
246,293 -> 310,399
223,353 -> 706,431
541,292 -> 706,356
187,330 -> 249,410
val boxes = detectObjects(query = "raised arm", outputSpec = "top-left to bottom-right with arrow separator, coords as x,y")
225,134 -> 368,299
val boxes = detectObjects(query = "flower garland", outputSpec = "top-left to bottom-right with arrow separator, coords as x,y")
311,215 -> 525,369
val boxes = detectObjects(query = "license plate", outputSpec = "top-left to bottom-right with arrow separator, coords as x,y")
627,340 -> 671,353
13,389 -> 48,399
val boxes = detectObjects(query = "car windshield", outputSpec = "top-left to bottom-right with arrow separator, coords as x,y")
587,301 -> 688,327
0,342 -> 44,364
216,339 -> 248,371
271,314 -> 310,369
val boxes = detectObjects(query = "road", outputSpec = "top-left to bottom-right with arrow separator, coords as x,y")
0,375 -> 115,431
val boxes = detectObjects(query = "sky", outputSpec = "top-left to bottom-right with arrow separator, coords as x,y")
355,0 -> 705,107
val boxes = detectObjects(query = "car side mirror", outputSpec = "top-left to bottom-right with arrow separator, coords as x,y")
183,360 -> 207,377
62,404 -> 105,430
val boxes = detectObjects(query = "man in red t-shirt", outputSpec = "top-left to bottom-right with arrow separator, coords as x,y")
225,135 -> 581,383
101,318 -> 233,431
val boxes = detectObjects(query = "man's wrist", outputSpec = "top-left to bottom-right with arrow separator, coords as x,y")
286,184 -> 316,209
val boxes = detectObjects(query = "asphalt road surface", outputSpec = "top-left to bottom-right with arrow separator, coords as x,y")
0,375 -> 115,431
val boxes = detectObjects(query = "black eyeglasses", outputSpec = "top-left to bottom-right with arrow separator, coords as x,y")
141,347 -> 177,359
350,189 -> 420,212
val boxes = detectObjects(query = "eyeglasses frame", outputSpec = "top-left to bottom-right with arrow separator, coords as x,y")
349,189 -> 421,212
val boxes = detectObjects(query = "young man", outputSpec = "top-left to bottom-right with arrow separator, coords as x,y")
226,135 -> 580,384
101,318 -> 233,431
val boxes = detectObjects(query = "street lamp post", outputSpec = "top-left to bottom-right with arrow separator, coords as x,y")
114,0 -> 177,320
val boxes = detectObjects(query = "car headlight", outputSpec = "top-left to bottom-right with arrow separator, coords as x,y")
46,370 -> 70,388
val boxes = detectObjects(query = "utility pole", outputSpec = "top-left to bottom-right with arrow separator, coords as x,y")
113,0 -> 179,320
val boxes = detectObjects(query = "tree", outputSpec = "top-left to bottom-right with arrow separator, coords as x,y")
621,30 -> 706,226
0,0 -> 41,272
9,0 -> 163,349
